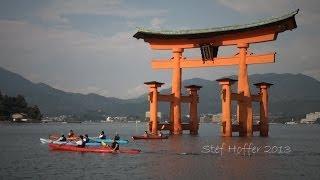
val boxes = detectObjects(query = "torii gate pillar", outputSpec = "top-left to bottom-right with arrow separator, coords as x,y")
217,78 -> 237,137
254,82 -> 273,137
171,48 -> 183,134
185,85 -> 202,135
237,43 -> 253,136
144,81 -> 164,135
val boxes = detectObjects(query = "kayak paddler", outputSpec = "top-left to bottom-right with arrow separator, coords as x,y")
158,131 -> 163,137
114,133 -> 120,141
57,134 -> 66,142
99,131 -> 106,139
143,131 -> 149,137
111,138 -> 119,152
68,130 -> 75,138
83,134 -> 90,143
76,135 -> 86,147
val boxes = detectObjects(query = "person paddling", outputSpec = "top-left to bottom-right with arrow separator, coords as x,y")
76,135 -> 86,148
114,133 -> 120,141
57,134 -> 67,142
99,131 -> 106,139
111,138 -> 119,152
83,134 -> 90,143
143,131 -> 149,137
68,130 -> 75,138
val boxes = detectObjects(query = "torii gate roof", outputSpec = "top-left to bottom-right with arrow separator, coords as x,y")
133,9 -> 298,40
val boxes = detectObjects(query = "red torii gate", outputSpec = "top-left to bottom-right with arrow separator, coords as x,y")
134,10 -> 298,136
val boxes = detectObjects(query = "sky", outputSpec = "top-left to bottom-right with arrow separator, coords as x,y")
0,0 -> 319,99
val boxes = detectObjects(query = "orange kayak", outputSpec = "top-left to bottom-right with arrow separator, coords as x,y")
48,143 -> 141,154
49,134 -> 80,141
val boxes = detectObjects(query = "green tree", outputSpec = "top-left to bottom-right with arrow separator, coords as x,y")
26,105 -> 42,120
0,91 -> 42,121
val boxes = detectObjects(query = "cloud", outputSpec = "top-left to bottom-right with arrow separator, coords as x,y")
217,0 -> 290,14
0,19 -> 152,98
37,0 -> 168,24
1,1 -> 319,99
126,84 -> 147,99
217,0 -> 320,25
0,19 -> 145,58
47,84 -> 110,96
296,10 -> 320,25
79,86 -> 110,96
125,81 -> 173,99
215,0 -> 320,81
150,17 -> 166,29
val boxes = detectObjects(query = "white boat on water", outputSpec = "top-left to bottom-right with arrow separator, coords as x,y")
285,119 -> 298,125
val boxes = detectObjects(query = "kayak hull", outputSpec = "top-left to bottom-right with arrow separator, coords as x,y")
40,138 -> 101,146
48,143 -> 140,154
48,136 -> 129,144
49,135 -> 79,141
132,135 -> 169,140
89,138 -> 129,144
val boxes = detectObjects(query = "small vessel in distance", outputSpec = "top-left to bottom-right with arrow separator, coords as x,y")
132,135 -> 168,140
285,118 -> 298,125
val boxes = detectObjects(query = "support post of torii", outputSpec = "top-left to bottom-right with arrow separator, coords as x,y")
185,85 -> 202,135
217,78 -> 237,137
254,82 -> 273,137
144,81 -> 164,135
171,48 -> 183,134
237,43 -> 253,136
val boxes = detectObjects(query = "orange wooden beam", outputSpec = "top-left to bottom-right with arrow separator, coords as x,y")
232,124 -> 260,132
149,30 -> 277,50
181,95 -> 192,103
231,93 -> 240,101
251,94 -> 261,102
158,94 -> 173,102
152,53 -> 275,69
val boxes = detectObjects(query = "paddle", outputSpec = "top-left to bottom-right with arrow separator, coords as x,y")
102,140 -> 120,153
101,141 -> 107,147
101,141 -> 118,153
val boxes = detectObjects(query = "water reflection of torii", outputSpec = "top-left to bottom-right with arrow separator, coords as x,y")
133,10 -> 299,137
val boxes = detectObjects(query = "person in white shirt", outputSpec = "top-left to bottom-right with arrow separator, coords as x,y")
76,135 -> 85,147
83,134 -> 90,143
98,131 -> 106,139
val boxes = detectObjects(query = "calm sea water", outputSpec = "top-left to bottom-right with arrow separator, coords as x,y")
0,122 -> 319,180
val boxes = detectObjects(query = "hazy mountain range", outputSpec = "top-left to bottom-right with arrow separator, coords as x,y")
0,66 -> 319,118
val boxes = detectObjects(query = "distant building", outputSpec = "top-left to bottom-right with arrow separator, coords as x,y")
12,113 -> 28,122
113,116 -> 128,122
200,114 -> 213,123
300,112 -> 320,124
212,113 -> 221,123
106,117 -> 114,122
